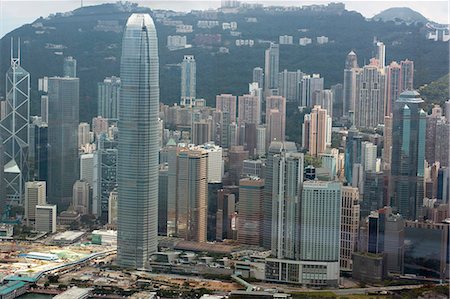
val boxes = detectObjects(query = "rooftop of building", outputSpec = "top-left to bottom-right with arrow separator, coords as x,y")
0,281 -> 27,295
53,286 -> 92,299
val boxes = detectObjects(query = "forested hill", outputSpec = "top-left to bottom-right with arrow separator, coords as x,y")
0,2 -> 448,121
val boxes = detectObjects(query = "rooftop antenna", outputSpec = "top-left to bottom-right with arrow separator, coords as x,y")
10,37 -> 20,67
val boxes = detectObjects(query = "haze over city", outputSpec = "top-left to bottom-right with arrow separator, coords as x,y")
0,0 -> 449,298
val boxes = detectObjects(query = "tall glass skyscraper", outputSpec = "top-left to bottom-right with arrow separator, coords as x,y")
391,90 -> 426,220
117,13 -> 159,269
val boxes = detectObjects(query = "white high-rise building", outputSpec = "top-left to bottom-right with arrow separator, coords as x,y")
256,125 -> 266,156
180,55 -> 196,107
25,181 -> 46,226
361,141 -> 377,172
271,152 -> 304,259
80,153 -> 94,186
78,122 -> 91,147
264,43 -> 279,93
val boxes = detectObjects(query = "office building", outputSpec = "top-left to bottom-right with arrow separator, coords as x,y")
331,83 -> 343,119
237,177 -> 264,246
343,51 -> 358,116
361,141 -> 377,172
228,145 -> 249,185
25,181 -> 46,226
98,76 -> 121,119
340,186 -> 360,271
254,125 -> 265,156
117,14 -> 160,268
355,59 -> 386,129
266,181 -> 341,287
344,126 -> 362,184
63,56 -> 77,77
242,159 -> 263,178
78,122 -> 91,147
252,67 -> 264,90
299,74 -> 324,107
192,120 -> 212,145
376,41 -> 385,68
108,191 -> 118,227
72,180 -> 90,215
263,141 -> 297,249
158,165 -> 168,236
168,146 -> 208,242
383,115 -> 392,170
180,55 -> 196,107
0,40 -> 30,205
29,117 -> 48,182
362,171 -> 385,217
35,204 -> 57,233
391,91 -> 426,220
47,77 -> 79,209
0,137 -> 5,215
264,43 -> 279,93
271,152 -> 304,259
216,189 -> 236,241
300,181 -> 341,262
80,153 -> 94,187
367,208 -> 405,274
41,95 -> 49,123
93,137 -> 117,220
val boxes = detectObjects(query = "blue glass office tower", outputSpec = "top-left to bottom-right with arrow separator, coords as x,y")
117,14 -> 159,269
391,91 -> 426,220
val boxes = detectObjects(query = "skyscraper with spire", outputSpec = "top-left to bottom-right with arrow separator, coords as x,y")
117,13 -> 160,269
0,39 -> 30,205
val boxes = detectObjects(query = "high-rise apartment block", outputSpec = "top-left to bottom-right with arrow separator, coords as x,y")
302,105 -> 331,157
98,76 -> 121,119
264,43 -> 279,93
354,59 -> 386,129
180,55 -> 196,107
299,74 -> 324,107
265,96 -> 286,145
271,152 -> 304,259
343,51 -> 358,116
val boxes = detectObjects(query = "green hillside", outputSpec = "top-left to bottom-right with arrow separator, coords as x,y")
0,2 -> 448,121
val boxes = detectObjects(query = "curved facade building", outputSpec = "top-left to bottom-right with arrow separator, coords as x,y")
117,13 -> 159,269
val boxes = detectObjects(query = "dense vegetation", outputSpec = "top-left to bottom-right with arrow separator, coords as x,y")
0,3 -> 448,122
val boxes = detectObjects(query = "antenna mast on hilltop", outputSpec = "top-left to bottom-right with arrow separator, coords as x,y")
81,0 -> 83,7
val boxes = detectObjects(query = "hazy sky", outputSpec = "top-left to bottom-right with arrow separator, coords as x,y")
0,0 -> 448,38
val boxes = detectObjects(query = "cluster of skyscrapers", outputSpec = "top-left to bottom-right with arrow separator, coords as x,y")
1,11 -> 449,286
